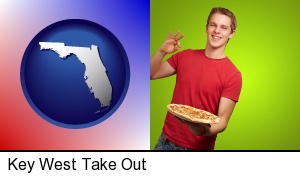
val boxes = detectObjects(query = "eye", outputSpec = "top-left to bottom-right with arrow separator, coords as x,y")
221,26 -> 228,30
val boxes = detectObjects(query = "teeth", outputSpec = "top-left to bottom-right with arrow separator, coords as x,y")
212,35 -> 220,39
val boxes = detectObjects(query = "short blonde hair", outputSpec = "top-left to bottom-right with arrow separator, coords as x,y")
206,7 -> 237,32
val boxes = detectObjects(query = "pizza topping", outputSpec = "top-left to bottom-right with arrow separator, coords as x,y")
167,104 -> 220,124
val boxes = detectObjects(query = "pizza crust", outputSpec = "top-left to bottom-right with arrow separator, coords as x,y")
167,104 -> 220,124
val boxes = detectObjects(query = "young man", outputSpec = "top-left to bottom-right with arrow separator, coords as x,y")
150,7 -> 242,150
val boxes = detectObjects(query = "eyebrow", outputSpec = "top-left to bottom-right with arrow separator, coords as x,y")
208,22 -> 229,28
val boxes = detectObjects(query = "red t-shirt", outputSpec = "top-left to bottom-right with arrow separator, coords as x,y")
163,49 -> 242,150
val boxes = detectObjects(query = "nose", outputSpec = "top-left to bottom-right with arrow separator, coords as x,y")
214,26 -> 220,34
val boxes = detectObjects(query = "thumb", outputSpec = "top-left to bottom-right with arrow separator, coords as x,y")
177,41 -> 181,48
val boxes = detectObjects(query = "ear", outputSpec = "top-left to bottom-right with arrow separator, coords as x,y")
229,30 -> 235,39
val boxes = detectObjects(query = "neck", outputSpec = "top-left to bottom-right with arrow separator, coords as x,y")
204,45 -> 226,59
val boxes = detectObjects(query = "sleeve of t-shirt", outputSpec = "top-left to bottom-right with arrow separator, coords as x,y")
222,72 -> 242,102
167,50 -> 188,70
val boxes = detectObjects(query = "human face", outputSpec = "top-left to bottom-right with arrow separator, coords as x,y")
206,13 -> 235,50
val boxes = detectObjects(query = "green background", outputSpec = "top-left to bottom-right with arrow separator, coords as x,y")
150,0 -> 300,150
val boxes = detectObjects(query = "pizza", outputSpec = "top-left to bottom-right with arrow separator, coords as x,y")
167,104 -> 220,124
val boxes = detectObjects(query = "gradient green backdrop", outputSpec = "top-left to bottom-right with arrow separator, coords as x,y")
150,0 -> 300,150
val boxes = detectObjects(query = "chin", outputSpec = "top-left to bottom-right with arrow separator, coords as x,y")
209,41 -> 226,49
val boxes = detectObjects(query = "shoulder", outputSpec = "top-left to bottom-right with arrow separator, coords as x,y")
223,58 -> 242,80
181,48 -> 202,54
225,58 -> 241,72
171,49 -> 202,58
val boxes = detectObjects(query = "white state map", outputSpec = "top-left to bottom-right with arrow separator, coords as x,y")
39,42 -> 112,109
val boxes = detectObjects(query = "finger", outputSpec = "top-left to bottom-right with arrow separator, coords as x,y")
178,117 -> 186,124
179,119 -> 185,124
173,30 -> 181,38
176,34 -> 184,41
183,120 -> 195,126
177,41 -> 181,48
202,123 -> 211,128
165,38 -> 177,44
168,31 -> 173,38
173,115 -> 183,123
174,45 -> 180,51
199,123 -> 211,127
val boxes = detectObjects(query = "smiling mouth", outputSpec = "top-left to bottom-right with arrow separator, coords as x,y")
212,35 -> 221,39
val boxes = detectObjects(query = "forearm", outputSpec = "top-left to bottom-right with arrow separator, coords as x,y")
150,50 -> 166,79
202,123 -> 226,136
192,117 -> 228,136
186,121 -> 227,136
202,98 -> 236,136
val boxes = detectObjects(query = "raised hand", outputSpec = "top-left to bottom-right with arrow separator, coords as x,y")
159,30 -> 184,54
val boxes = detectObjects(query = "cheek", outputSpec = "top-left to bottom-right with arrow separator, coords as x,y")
223,31 -> 232,38
206,28 -> 213,34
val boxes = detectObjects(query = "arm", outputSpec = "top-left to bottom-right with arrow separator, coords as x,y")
182,97 -> 237,136
150,31 -> 184,80
150,51 -> 175,80
206,97 -> 236,135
